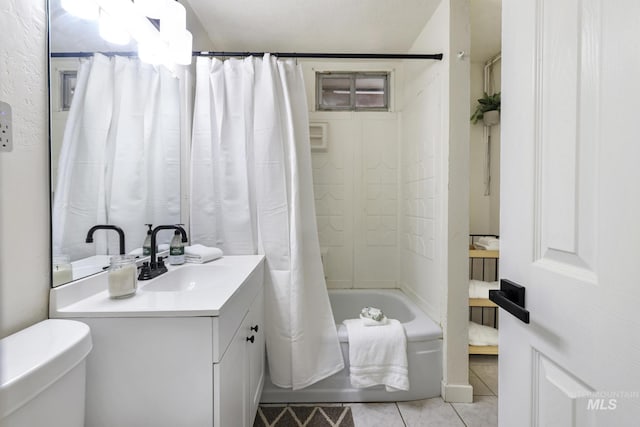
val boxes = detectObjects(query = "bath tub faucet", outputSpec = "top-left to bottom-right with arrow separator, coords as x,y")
138,225 -> 188,280
85,225 -> 126,255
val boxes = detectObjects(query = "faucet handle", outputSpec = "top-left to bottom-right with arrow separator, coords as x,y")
138,262 -> 152,281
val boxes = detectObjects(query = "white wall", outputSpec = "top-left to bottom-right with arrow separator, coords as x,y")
0,0 -> 49,338
489,62 -> 501,235
445,0 -> 472,403
469,60 -> 501,235
400,0 -> 472,403
300,61 -> 402,289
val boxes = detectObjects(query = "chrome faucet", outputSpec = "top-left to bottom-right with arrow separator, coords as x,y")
85,225 -> 126,255
138,225 -> 188,280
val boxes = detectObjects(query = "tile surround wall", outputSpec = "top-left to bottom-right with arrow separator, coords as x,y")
309,111 -> 399,289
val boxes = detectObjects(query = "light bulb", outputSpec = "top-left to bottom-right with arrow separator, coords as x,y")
160,0 -> 186,42
170,30 -> 193,65
99,9 -> 131,45
138,41 -> 167,65
61,0 -> 99,20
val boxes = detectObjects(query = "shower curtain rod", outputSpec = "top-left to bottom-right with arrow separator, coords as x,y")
51,51 -> 444,60
194,51 -> 444,60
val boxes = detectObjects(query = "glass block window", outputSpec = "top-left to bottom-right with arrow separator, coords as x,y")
316,72 -> 389,111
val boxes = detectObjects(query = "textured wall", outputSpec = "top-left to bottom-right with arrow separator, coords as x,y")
0,0 -> 50,338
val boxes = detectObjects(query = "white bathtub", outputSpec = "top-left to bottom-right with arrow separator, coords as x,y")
260,289 -> 443,403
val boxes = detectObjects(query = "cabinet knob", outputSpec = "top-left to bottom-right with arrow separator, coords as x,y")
250,325 -> 259,332
246,335 -> 255,343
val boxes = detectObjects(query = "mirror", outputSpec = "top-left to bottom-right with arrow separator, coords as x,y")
49,0 -> 188,286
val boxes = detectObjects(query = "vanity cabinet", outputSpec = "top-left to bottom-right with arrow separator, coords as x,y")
50,256 -> 265,427
215,287 -> 264,427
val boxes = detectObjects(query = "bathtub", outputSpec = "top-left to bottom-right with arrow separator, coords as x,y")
260,289 -> 442,403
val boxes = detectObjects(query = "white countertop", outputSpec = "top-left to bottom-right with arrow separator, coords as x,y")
50,255 -> 265,318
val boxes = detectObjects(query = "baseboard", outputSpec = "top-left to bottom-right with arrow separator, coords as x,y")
441,380 -> 473,403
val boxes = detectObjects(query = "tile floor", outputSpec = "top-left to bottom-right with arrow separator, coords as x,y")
261,355 -> 498,427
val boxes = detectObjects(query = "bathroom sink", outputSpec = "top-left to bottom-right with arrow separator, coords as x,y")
140,264 -> 230,292
49,255 -> 265,318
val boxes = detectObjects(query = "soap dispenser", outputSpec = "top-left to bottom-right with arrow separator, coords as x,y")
169,228 -> 185,265
143,224 -> 153,256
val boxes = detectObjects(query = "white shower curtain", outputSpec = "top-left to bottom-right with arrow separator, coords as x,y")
191,54 -> 344,389
52,53 -> 181,260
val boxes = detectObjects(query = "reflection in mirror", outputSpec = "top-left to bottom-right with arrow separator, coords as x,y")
49,0 -> 187,286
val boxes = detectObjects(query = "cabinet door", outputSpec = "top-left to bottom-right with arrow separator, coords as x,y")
214,313 -> 248,427
247,288 -> 265,425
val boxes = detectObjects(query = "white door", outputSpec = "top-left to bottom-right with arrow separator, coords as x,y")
499,0 -> 640,425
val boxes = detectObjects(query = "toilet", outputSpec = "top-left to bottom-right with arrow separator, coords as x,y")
0,319 -> 92,427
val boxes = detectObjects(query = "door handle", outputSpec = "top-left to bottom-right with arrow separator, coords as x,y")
489,279 -> 530,324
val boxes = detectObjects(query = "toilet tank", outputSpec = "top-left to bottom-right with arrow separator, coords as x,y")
0,319 -> 92,427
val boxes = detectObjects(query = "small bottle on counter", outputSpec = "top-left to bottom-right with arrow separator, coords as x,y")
108,255 -> 138,299
142,224 -> 153,256
169,229 -> 185,265
52,255 -> 73,286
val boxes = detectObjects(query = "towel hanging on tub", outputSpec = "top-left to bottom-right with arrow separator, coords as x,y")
343,318 -> 409,392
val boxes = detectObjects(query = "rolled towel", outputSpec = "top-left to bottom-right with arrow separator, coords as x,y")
360,306 -> 385,322
184,244 -> 223,264
359,314 -> 389,326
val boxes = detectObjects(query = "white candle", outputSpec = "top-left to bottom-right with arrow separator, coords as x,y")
52,263 -> 73,286
108,263 -> 137,298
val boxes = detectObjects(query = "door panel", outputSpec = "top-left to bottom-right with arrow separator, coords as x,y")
501,0 -> 640,425
533,350 -> 595,427
536,0 -> 599,277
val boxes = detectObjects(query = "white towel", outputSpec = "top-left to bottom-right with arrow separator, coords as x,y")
469,280 -> 500,299
474,236 -> 499,250
184,244 -> 223,264
128,244 -> 169,257
343,318 -> 409,392
469,321 -> 499,346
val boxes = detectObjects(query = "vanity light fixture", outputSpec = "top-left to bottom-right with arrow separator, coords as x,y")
61,0 -> 99,20
98,9 -> 131,46
133,0 -> 166,19
61,0 -> 193,66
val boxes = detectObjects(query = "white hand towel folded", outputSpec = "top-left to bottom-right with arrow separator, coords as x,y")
469,280 -> 500,299
343,318 -> 409,392
184,244 -> 223,264
469,321 -> 499,346
128,244 -> 169,257
474,236 -> 499,250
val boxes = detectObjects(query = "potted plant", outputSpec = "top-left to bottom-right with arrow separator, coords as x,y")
470,92 -> 501,126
